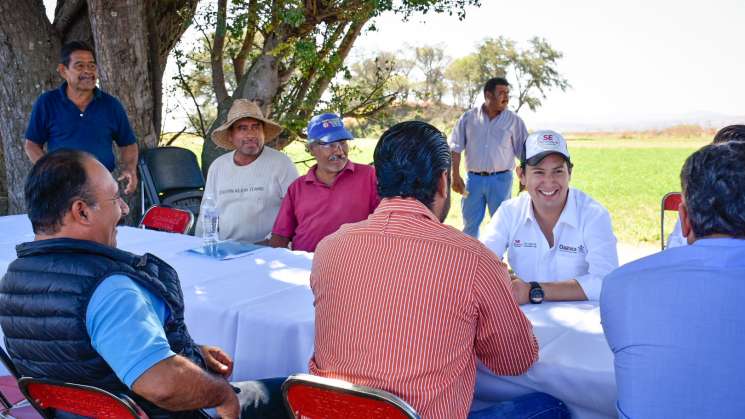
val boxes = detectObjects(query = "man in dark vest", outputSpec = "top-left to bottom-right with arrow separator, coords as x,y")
0,150 -> 288,419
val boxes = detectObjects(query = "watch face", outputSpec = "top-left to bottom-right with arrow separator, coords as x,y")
529,287 -> 544,304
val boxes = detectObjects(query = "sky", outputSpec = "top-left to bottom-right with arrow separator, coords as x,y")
352,0 -> 745,130
44,0 -> 744,131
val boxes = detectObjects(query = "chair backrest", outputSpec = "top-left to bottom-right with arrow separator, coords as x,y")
282,374 -> 419,419
661,192 -> 683,250
138,147 -> 205,215
139,205 -> 194,234
18,378 -> 148,419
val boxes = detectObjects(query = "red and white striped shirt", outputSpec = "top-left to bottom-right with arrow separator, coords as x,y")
309,197 -> 538,419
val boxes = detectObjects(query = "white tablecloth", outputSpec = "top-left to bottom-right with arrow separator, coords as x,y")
0,215 -> 616,418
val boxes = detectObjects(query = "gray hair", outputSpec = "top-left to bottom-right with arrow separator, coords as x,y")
681,141 -> 745,238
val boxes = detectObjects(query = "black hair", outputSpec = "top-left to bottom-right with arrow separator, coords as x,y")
25,149 -> 96,234
483,77 -> 510,94
712,124 -> 745,144
60,41 -> 95,67
680,141 -> 745,238
374,121 -> 451,209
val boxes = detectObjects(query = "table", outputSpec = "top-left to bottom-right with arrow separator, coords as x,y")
0,215 -> 616,418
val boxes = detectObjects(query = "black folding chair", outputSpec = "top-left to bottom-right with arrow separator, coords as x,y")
138,147 -> 205,233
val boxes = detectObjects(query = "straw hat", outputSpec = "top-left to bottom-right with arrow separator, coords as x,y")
211,99 -> 283,150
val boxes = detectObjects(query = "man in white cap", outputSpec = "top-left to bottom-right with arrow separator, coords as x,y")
269,113 -> 379,252
196,99 -> 298,243
481,130 -> 618,303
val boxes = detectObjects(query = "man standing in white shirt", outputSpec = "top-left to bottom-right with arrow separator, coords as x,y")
449,77 -> 529,238
482,130 -> 618,303
196,100 -> 299,243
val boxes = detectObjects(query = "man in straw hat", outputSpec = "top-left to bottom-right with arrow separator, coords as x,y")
196,99 -> 298,243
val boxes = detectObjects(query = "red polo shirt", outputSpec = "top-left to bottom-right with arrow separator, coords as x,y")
272,161 -> 380,252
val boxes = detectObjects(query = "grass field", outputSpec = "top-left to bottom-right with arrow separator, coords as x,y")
172,132 -> 710,246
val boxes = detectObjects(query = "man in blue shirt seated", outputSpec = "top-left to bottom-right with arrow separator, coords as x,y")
24,41 -> 139,194
601,139 -> 745,418
0,150 -> 288,419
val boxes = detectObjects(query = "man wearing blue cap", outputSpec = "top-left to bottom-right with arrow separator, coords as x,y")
269,113 -> 379,252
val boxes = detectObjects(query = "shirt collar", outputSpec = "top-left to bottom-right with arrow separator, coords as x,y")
523,188 -> 579,228
374,197 -> 440,223
691,237 -> 745,248
304,160 -> 355,184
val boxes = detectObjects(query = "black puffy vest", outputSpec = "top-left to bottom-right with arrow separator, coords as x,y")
0,238 -> 207,418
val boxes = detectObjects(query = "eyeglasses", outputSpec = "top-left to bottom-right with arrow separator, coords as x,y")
313,140 -> 348,150
99,194 -> 126,207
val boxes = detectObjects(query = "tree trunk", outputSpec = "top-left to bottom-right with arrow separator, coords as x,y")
0,0 -> 60,214
0,0 -> 197,217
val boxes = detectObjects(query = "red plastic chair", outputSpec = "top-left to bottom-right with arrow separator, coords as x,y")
282,373 -> 420,419
139,205 -> 194,234
661,192 -> 683,250
18,378 -> 148,419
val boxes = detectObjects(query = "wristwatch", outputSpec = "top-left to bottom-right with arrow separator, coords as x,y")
529,282 -> 544,304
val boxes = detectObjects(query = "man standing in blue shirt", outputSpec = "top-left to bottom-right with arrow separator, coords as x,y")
0,150 -> 288,418
601,139 -> 745,418
24,41 -> 139,194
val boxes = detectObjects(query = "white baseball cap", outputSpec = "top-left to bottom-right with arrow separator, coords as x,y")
523,130 -> 570,165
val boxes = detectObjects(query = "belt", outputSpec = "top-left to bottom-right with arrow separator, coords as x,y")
468,170 -> 509,176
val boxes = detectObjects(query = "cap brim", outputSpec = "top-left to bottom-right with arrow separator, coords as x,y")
309,128 -> 354,144
524,151 -> 570,166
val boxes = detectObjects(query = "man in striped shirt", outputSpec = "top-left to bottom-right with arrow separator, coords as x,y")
309,121 -> 569,419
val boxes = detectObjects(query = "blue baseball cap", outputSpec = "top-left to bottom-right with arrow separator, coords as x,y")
307,113 -> 353,144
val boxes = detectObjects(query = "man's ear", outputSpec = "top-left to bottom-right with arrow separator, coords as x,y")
437,170 -> 448,199
516,166 -> 526,186
57,64 -> 67,79
70,200 -> 93,225
678,201 -> 695,244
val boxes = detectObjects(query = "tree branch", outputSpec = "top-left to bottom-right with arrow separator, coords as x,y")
232,0 -> 259,80
211,0 -> 229,105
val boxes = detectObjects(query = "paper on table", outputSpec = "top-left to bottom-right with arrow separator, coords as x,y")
186,240 -> 266,260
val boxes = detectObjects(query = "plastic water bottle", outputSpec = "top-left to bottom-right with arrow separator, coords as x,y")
201,194 -> 219,246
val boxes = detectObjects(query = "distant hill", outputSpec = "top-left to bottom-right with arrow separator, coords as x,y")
346,104 -> 743,137
524,111 -> 744,133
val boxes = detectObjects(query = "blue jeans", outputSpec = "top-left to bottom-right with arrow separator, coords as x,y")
468,392 -> 570,419
462,171 -> 513,238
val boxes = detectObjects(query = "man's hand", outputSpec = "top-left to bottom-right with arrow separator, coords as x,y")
118,168 -> 138,195
201,345 -> 233,378
215,389 -> 240,419
510,277 -> 531,305
452,175 -> 466,195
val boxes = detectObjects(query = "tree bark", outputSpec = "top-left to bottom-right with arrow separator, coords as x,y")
87,0 -> 197,223
0,0 -> 60,214
0,0 -> 197,216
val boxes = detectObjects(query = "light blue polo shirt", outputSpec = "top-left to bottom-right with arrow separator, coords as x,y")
601,238 -> 745,418
86,275 -> 175,388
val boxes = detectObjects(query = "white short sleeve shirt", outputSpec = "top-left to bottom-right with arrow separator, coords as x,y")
196,147 -> 299,243
481,188 -> 619,300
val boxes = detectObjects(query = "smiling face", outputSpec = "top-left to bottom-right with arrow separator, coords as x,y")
310,140 -> 349,177
59,50 -> 97,93
230,117 -> 265,159
83,158 -> 129,247
521,154 -> 571,216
